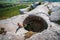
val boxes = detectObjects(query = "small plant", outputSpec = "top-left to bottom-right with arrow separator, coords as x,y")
0,28 -> 7,35
28,6 -> 34,11
48,9 -> 52,15
24,24 -> 31,31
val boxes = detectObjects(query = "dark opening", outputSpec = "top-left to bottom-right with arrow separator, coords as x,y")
23,15 -> 48,32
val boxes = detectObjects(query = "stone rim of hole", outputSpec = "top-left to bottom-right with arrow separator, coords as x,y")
23,15 -> 48,32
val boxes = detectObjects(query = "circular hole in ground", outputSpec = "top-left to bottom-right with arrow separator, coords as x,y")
23,15 -> 48,32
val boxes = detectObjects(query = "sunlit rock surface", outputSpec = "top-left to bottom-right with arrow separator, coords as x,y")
19,7 -> 30,14
26,23 -> 60,40
0,14 -> 28,32
0,28 -> 28,40
46,2 -> 60,21
0,2 -> 60,40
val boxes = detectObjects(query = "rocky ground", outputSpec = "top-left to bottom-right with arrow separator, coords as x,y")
0,2 -> 60,40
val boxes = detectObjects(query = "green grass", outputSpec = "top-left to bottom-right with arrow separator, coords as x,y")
0,4 -> 28,20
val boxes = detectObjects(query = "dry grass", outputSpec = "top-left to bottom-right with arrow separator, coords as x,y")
25,31 -> 36,39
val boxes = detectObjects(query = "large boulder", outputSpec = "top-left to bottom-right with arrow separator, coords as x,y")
0,12 -> 51,40
0,2 -> 60,40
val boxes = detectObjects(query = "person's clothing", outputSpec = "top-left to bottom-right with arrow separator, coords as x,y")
16,27 -> 20,33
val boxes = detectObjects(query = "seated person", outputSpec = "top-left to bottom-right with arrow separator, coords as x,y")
28,2 -> 41,11
15,23 -> 23,33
